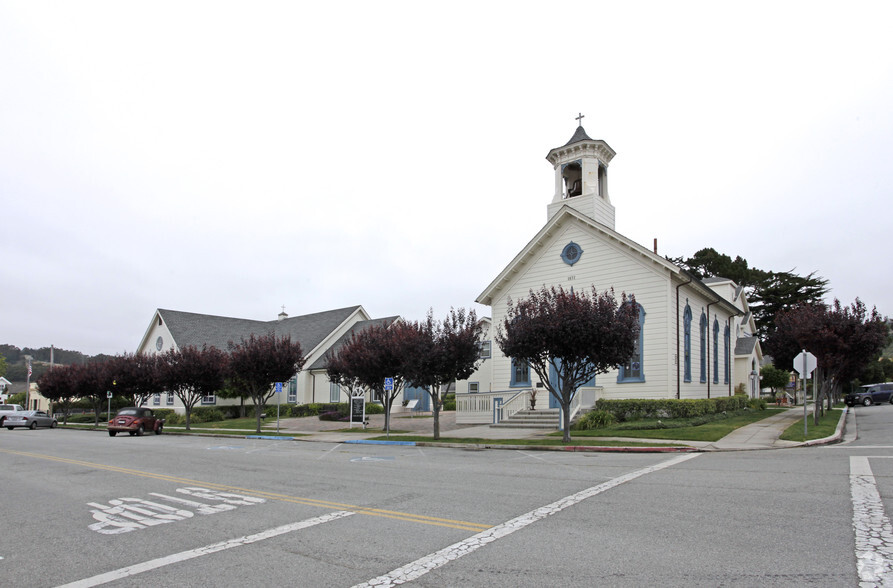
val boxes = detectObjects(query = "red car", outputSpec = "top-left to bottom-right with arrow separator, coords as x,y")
108,407 -> 164,437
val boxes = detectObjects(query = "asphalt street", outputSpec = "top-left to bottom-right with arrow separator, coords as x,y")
1,404 -> 891,587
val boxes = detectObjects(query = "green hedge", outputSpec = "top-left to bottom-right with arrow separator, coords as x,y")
593,396 -> 750,422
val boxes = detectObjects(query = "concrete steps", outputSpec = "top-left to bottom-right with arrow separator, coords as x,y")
490,408 -> 560,429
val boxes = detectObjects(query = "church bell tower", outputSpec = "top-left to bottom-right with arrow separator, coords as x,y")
546,114 -> 616,229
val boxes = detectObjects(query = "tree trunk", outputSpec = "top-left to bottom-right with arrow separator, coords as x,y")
432,386 -> 441,440
561,400 -> 571,443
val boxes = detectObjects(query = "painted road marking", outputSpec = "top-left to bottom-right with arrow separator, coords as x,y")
0,448 -> 489,532
58,511 -> 354,588
851,456 -> 893,586
88,488 -> 265,534
354,452 -> 702,587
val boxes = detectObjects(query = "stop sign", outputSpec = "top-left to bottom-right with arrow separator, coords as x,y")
793,351 -> 817,377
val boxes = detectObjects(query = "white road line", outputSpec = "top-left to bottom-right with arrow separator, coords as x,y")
851,456 -> 893,586
317,444 -> 343,459
57,511 -> 354,588
354,453 -> 701,588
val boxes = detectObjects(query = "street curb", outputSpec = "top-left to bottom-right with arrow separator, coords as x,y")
800,405 -> 848,447
409,441 -> 697,453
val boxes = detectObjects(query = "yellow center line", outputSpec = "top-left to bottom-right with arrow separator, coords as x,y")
0,448 -> 491,532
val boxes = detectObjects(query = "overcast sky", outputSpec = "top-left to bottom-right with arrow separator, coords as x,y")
2,1 -> 891,357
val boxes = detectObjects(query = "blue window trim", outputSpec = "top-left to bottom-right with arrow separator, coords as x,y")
561,241 -> 584,266
618,303 -> 646,383
153,393 -> 160,406
713,319 -> 720,384
723,325 -> 731,384
166,392 -> 174,406
510,358 -> 531,387
699,312 -> 707,383
201,393 -> 216,405
468,382 -> 480,394
683,304 -> 692,383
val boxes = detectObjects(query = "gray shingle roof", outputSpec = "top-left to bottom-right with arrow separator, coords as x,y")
306,316 -> 400,370
157,306 -> 362,354
564,125 -> 594,146
735,336 -> 758,356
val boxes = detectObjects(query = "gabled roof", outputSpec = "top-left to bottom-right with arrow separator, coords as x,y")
476,205 -> 742,317
476,205 -> 679,306
152,306 -> 365,355
306,315 -> 400,371
735,336 -> 759,356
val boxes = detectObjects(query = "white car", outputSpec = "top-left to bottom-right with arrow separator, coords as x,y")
5,410 -> 58,430
0,404 -> 26,426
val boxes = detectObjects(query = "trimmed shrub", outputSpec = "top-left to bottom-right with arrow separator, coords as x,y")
188,407 -> 225,423
153,409 -> 182,425
364,402 -> 385,415
573,409 -> 615,430
748,397 -> 767,410
594,395 -> 754,422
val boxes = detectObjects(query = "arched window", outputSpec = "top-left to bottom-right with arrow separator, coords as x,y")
510,358 -> 531,387
699,312 -> 707,383
683,304 -> 692,383
723,325 -> 731,384
618,303 -> 646,383
713,319 -> 720,384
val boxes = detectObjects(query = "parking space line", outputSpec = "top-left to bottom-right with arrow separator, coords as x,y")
354,453 -> 701,587
57,511 -> 354,587
0,448 -> 489,532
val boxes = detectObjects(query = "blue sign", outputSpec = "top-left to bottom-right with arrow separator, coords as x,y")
275,382 -> 283,393
384,377 -> 394,390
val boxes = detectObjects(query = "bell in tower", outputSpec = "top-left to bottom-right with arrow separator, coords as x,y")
545,113 -> 617,230
561,161 -> 583,197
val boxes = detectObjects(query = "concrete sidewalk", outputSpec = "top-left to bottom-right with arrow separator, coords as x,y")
162,406 -> 847,452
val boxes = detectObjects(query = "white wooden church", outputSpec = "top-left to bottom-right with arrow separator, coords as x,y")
455,122 -> 762,424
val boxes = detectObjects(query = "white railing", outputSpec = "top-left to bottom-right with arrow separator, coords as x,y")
456,390 -> 530,424
495,391 -> 528,424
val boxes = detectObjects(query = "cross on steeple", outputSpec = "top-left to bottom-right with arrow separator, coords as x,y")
575,112 -> 585,127
281,305 -> 286,313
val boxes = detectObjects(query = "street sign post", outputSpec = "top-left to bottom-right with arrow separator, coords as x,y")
383,378 -> 394,438
275,382 -> 283,433
793,350 -> 818,438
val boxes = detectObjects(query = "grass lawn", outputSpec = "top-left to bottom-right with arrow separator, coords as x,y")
568,408 -> 785,442
779,408 -> 842,442
366,435 -> 686,447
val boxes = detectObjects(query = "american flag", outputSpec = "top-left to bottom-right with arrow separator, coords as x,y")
27,361 -> 32,378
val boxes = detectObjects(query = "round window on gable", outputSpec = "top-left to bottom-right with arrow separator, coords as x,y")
561,241 -> 583,266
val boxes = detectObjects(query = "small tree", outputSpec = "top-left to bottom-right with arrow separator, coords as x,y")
72,360 -> 114,426
403,308 -> 483,440
326,323 -> 413,434
108,353 -> 162,407
228,333 -> 305,434
760,364 -> 791,399
496,286 -> 640,442
326,350 -> 367,403
161,345 -> 228,430
36,365 -> 79,424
